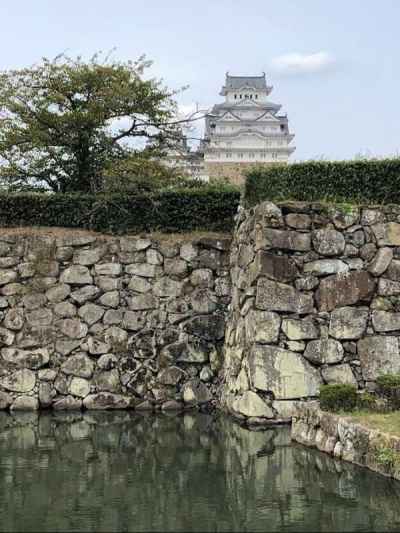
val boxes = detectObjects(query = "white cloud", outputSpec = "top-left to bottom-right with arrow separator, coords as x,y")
271,51 -> 336,76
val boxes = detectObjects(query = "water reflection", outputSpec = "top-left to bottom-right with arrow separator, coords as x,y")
0,411 -> 399,532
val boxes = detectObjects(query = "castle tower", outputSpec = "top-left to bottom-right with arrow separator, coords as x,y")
203,73 -> 295,185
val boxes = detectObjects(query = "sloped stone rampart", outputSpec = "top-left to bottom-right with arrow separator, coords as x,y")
222,201 -> 400,424
0,232 -> 231,411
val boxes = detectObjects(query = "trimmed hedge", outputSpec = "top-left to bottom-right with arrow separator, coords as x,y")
244,159 -> 400,206
320,384 -> 358,412
376,374 -> 400,410
0,187 -> 240,234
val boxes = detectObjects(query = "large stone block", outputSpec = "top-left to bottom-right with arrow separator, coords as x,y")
368,247 -> 393,276
281,317 -> 319,340
312,229 -> 345,256
83,393 -> 131,409
244,310 -> 281,344
303,339 -> 344,365
248,345 -> 323,399
329,306 -> 369,339
61,353 -> 95,379
249,251 -> 297,283
372,311 -> 400,332
256,278 -> 314,314
1,348 -> 49,369
372,222 -> 400,246
232,391 -> 274,418
256,228 -> 311,252
316,271 -> 375,312
321,364 -> 357,386
304,259 -> 349,276
358,336 -> 400,380
60,265 -> 92,285
0,369 -> 36,392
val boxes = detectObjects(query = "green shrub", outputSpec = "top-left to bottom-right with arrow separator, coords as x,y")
376,374 -> 400,410
0,186 -> 240,234
356,392 -> 377,411
244,159 -> 400,206
319,384 -> 358,412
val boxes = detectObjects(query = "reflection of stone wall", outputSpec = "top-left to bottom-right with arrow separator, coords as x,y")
222,200 -> 400,424
292,401 -> 400,481
0,232 -> 231,411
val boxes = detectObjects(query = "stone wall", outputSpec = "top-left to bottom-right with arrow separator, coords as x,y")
222,200 -> 400,424
204,162 -> 280,186
0,231 -> 231,411
292,401 -> 400,481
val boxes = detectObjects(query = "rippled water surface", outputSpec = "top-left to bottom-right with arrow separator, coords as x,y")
0,412 -> 399,532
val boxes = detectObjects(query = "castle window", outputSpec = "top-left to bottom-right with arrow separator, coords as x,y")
250,94 -> 253,99
255,94 -> 258,99
240,94 -> 242,99
272,152 -> 278,159
234,94 -> 237,99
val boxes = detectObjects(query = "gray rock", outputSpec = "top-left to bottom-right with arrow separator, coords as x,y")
0,327 -> 14,346
103,309 -> 122,325
161,400 -> 183,411
104,326 -> 128,348
97,354 -> 118,371
329,307 -> 369,339
312,229 -> 345,256
272,400 -> 297,419
87,337 -> 110,355
61,265 -> 92,285
256,279 -> 314,314
129,293 -> 157,311
122,310 -> 146,331
1,347 -> 49,369
378,278 -> 400,296
358,336 -> 400,380
295,276 -> 319,291
128,275 -> 152,293
58,235 -> 96,247
146,249 -> 163,265
190,269 -> 214,288
285,213 -> 311,230
39,382 -> 54,407
125,263 -> 161,278
245,310 -> 281,344
183,315 -> 225,341
360,243 -> 378,261
59,318 -> 88,339
232,391 -> 274,418
316,271 -> 375,312
120,237 -> 151,252
0,391 -> 11,409
56,246 -> 73,261
282,318 -> 319,340
46,284 -> 71,303
372,222 -> 400,246
361,208 -> 384,226
69,377 -> 91,398
372,310 -> 400,332
95,276 -> 119,291
61,353 -> 95,378
345,258 -> 364,271
54,301 -> 77,318
98,291 -> 120,308
258,228 -> 311,252
182,379 -> 212,405
368,247 -> 393,276
0,369 -> 36,392
10,395 -> 39,411
199,366 -> 214,382
94,369 -> 120,393
26,308 -> 53,327
3,309 -> 24,331
94,263 -> 121,276
0,297 -> 8,309
83,392 -> 131,409
303,339 -> 344,365
0,270 -> 17,286
321,364 -> 357,386
73,248 -> 103,266
304,259 -> 349,276
53,396 -> 82,410
215,277 -> 231,296
55,339 -> 81,356
190,288 -> 217,314
248,345 -> 323,399
180,242 -> 198,261
78,303 -> 105,325
286,341 -> 306,352
249,251 -> 297,283
329,206 -> 360,229
22,293 -> 47,310
164,258 -> 188,278
70,285 -> 100,304
2,283 -> 26,296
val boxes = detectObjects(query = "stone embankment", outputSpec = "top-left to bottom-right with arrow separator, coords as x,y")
292,401 -> 400,481
0,231 -> 231,411
223,201 -> 400,424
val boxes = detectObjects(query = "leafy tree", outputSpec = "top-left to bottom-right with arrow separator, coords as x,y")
0,53 -> 188,193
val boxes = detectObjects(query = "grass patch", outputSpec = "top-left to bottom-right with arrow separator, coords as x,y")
346,411 -> 400,437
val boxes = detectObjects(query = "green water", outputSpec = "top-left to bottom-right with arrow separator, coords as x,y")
0,412 -> 399,532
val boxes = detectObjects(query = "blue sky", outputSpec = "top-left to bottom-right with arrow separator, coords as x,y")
1,0 -> 399,160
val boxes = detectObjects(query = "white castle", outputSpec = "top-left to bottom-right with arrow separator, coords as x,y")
166,73 -> 295,184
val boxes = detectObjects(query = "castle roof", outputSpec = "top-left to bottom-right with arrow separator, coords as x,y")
220,73 -> 272,95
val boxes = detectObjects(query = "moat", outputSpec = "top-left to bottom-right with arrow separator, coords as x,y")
0,412 -> 399,532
